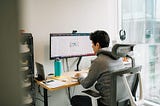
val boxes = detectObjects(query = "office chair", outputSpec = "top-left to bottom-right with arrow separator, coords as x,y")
82,44 -> 144,106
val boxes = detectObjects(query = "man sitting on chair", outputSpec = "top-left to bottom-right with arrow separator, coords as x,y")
74,30 -> 124,106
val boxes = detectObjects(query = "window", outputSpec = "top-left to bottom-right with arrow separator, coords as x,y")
119,0 -> 160,105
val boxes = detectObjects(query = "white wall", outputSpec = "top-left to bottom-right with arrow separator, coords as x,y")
19,0 -> 118,106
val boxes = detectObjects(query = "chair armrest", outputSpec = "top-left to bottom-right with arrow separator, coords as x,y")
111,66 -> 142,76
82,89 -> 100,98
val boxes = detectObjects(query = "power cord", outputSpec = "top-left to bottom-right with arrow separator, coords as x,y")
66,87 -> 74,101
37,85 -> 51,97
66,58 -> 70,71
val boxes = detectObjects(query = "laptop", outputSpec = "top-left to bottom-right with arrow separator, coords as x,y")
35,62 -> 45,81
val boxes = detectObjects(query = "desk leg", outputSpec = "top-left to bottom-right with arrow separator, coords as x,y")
68,88 -> 71,100
43,88 -> 48,106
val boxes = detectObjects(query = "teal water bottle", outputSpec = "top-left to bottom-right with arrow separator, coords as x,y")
54,58 -> 63,77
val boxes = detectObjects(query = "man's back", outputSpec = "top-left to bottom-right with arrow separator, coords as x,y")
93,50 -> 124,105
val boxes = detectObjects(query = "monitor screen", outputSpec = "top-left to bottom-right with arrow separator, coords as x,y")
50,33 -> 94,59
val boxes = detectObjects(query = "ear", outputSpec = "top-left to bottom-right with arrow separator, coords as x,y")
96,42 -> 101,48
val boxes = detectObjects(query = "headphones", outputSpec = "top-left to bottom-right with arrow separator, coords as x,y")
119,29 -> 126,41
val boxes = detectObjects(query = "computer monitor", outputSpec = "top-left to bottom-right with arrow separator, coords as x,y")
49,33 -> 94,60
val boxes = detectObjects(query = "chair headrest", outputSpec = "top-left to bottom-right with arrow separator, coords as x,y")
111,44 -> 135,59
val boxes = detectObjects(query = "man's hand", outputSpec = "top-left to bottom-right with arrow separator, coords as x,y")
74,73 -> 81,78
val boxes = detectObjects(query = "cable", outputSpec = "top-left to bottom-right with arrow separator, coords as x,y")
66,58 -> 70,71
38,85 -> 44,97
68,88 -> 71,100
69,57 -> 79,69
64,57 -> 78,102
62,58 -> 66,72
71,86 -> 76,96
37,85 -> 51,97
65,87 -> 73,103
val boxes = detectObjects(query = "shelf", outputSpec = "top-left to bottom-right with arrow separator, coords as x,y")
20,44 -> 30,53
20,60 -> 29,67
20,33 -> 35,106
20,66 -> 29,72
22,81 -> 31,88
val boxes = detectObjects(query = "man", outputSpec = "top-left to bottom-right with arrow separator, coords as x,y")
74,30 -> 124,106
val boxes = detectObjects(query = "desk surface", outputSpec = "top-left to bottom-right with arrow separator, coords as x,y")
35,69 -> 88,91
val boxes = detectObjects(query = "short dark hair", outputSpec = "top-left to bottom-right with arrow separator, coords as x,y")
90,30 -> 110,48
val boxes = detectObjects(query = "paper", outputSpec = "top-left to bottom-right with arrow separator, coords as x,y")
40,80 -> 66,88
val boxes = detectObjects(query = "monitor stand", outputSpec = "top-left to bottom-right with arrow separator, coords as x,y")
75,56 -> 82,71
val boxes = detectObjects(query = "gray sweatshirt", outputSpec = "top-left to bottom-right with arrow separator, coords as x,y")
78,48 -> 124,105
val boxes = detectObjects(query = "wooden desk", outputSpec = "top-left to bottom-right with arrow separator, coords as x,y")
35,70 -> 88,106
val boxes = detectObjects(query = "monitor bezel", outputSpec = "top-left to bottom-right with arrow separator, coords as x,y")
49,33 -> 94,60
